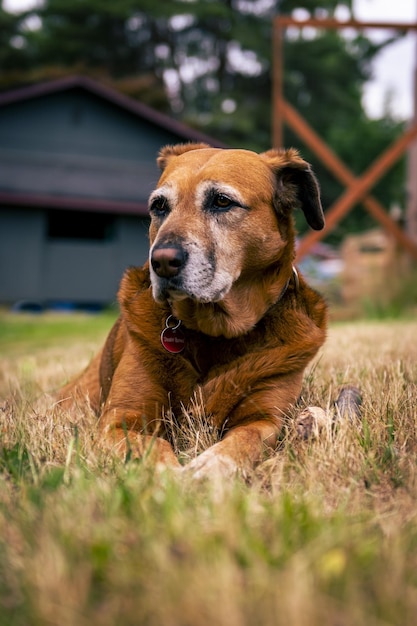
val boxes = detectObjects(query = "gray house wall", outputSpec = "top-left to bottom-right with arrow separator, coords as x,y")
0,207 -> 44,302
0,88 -> 182,204
0,77 -> 222,307
42,215 -> 150,303
0,206 -> 149,304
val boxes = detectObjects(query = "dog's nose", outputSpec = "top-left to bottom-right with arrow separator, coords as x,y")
151,245 -> 187,278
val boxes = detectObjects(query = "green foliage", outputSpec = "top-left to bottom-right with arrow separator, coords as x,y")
0,441 -> 33,482
0,310 -> 117,353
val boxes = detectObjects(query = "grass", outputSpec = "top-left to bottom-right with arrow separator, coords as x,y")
1,310 -> 417,625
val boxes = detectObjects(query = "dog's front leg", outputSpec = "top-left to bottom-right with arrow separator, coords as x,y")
184,418 -> 278,480
99,416 -> 180,468
185,367 -> 305,480
97,346 -> 181,468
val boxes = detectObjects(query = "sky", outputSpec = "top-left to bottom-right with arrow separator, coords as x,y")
3,0 -> 417,120
352,0 -> 417,119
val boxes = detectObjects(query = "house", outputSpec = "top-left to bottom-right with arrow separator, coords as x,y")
0,75 -> 224,309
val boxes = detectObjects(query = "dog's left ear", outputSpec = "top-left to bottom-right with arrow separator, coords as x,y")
157,142 -> 211,171
261,148 -> 325,231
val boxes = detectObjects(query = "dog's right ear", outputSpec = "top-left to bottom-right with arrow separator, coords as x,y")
157,143 -> 211,171
261,148 -> 325,231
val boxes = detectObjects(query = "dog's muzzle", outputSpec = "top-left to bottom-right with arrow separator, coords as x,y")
150,240 -> 231,304
150,243 -> 190,302
151,243 -> 188,279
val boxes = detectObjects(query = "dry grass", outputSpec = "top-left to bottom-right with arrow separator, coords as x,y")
1,314 -> 417,625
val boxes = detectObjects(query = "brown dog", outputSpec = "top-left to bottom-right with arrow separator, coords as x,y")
58,143 -> 327,478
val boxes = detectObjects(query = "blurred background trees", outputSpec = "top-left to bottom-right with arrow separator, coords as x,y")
0,0 -> 407,241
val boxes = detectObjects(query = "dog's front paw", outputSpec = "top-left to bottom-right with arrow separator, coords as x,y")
184,449 -> 239,482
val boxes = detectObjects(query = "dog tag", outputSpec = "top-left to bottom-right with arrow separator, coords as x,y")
161,316 -> 185,353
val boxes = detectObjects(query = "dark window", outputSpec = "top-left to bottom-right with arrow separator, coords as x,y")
47,209 -> 115,241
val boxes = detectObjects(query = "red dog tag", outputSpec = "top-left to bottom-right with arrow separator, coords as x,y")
161,316 -> 185,353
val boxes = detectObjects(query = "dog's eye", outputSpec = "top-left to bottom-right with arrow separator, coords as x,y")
203,188 -> 245,214
212,193 -> 233,210
150,196 -> 169,215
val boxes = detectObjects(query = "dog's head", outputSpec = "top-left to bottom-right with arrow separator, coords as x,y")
148,143 -> 324,307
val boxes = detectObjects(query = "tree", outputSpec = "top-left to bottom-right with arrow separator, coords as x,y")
0,2 -> 36,86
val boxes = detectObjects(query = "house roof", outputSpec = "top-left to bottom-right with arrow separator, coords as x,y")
0,75 -> 226,215
0,74 -> 226,147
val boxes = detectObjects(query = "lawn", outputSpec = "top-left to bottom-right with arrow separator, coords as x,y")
0,310 -> 417,626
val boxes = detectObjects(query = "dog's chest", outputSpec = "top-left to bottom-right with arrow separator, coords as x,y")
178,324 -> 270,383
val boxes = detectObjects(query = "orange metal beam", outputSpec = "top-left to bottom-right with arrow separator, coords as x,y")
275,17 -> 417,31
272,19 -> 284,148
281,100 -> 417,260
296,120 -> 417,260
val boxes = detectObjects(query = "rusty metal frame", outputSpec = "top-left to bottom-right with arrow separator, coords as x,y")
272,16 -> 417,260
